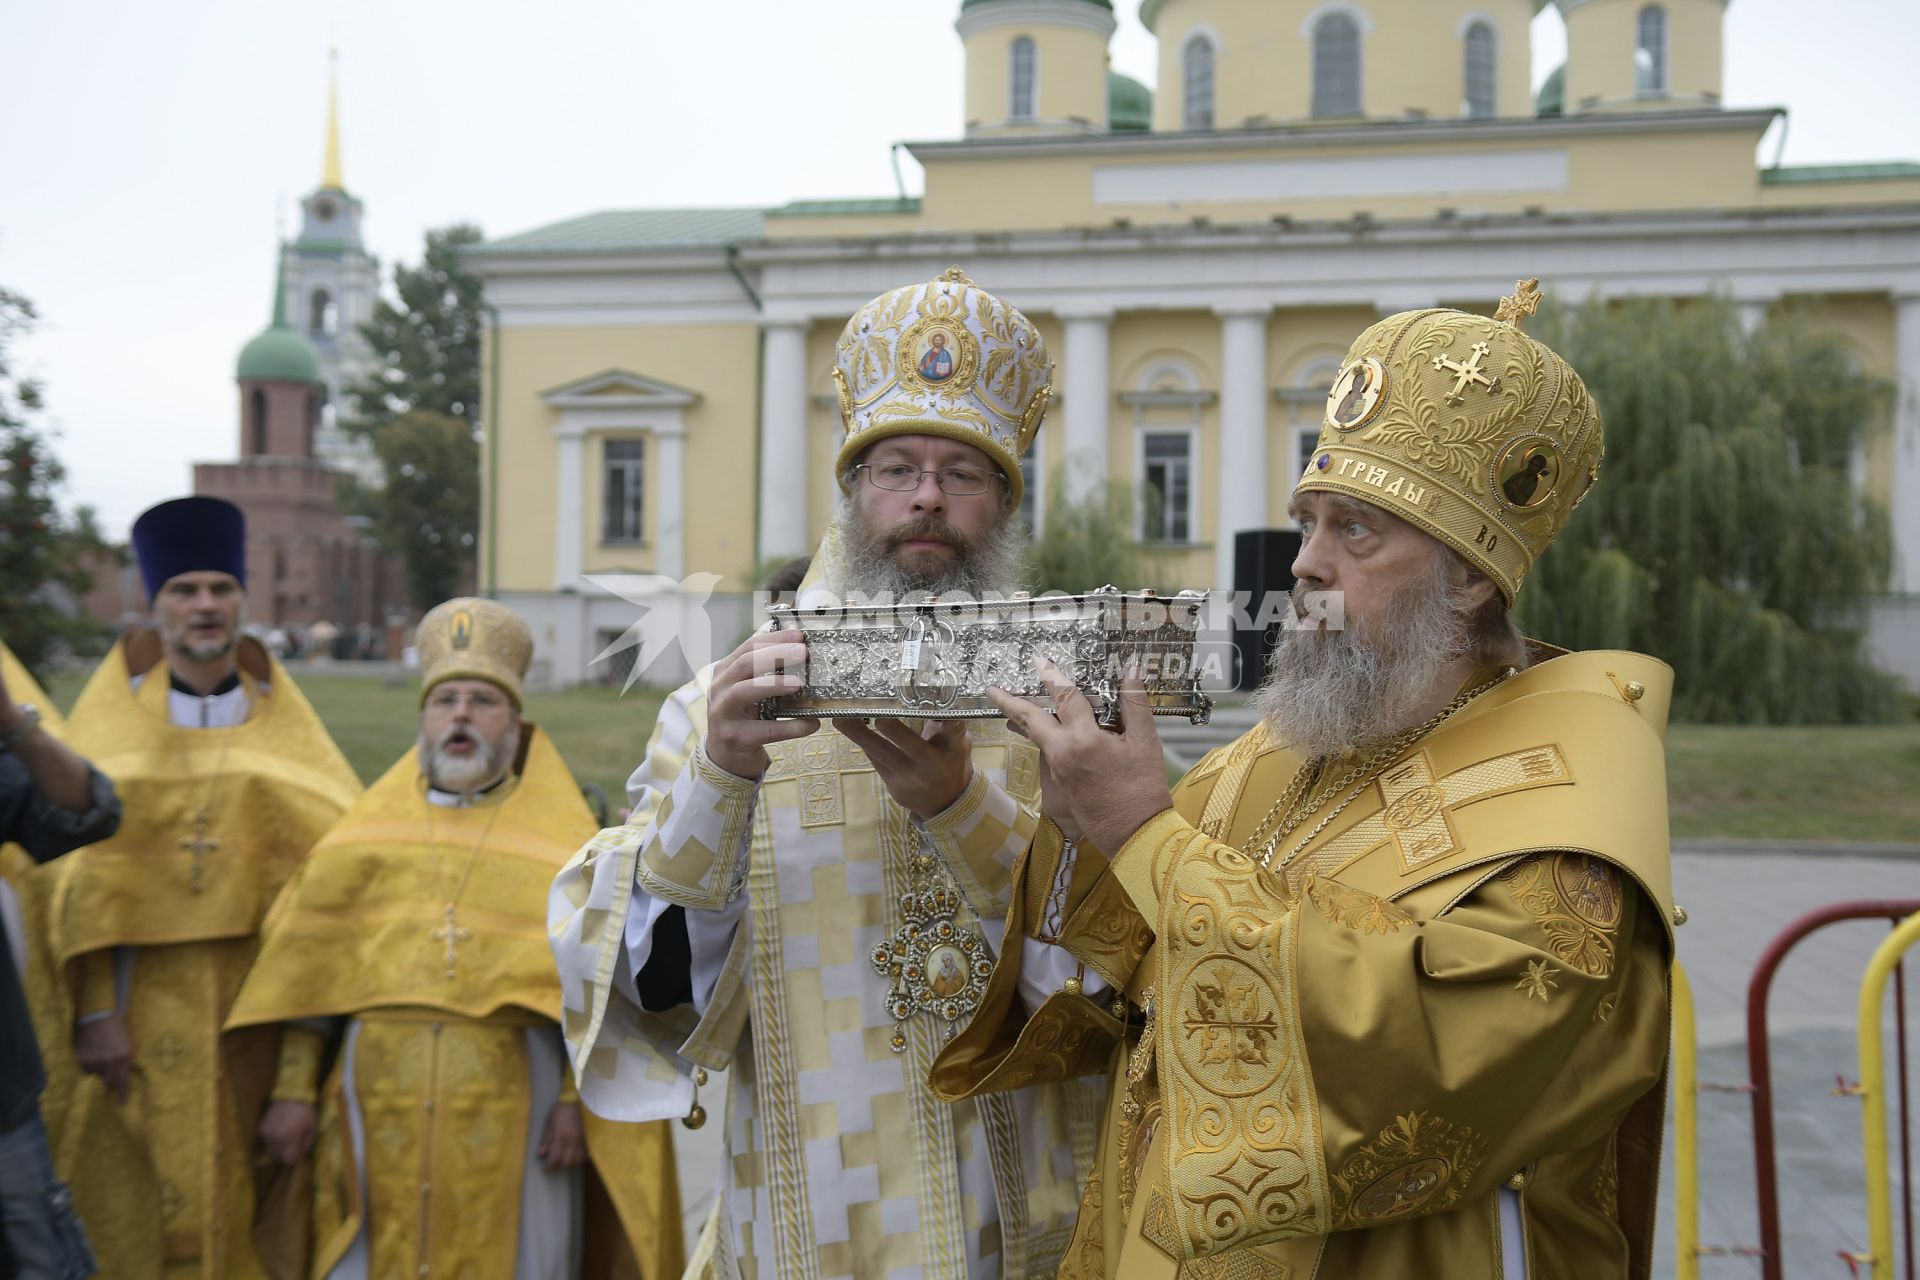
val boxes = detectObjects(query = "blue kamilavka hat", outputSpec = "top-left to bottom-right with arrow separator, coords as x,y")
130,496 -> 247,600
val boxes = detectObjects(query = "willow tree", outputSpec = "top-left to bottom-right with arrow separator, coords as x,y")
1515,296 -> 1899,723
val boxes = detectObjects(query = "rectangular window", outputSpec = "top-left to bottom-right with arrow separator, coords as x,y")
1010,37 -> 1036,121
602,439 -> 646,543
1141,432 -> 1193,543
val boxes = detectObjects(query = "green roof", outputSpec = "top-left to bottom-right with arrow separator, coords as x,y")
769,197 -> 922,218
1109,70 -> 1151,132
237,327 -> 321,384
1536,64 -> 1565,117
236,251 -> 321,384
1760,162 -> 1920,185
474,207 -> 768,254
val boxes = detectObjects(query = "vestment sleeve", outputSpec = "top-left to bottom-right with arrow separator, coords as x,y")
922,767 -> 1040,920
1109,811 -> 1669,1257
0,758 -> 120,864
548,670 -> 748,1123
269,1024 -> 331,1104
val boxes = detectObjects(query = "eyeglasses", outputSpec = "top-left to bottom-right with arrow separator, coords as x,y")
855,462 -> 1003,496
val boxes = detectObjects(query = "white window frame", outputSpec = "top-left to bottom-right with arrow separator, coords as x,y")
1009,35 -> 1037,121
1304,3 -> 1370,118
1636,4 -> 1668,95
1460,16 -> 1498,118
1181,30 -> 1217,131
601,437 -> 647,545
1137,427 -> 1198,545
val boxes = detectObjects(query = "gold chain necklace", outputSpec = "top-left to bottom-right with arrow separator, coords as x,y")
1244,668 -> 1515,872
422,781 -> 507,978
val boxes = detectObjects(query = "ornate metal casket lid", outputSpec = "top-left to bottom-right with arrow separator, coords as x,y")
759,585 -> 1213,727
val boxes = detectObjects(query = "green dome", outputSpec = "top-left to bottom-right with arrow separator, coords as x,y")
236,325 -> 321,384
1109,71 -> 1152,132
1536,64 -> 1565,117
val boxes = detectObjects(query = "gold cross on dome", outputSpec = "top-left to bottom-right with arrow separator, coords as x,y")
179,810 -> 220,894
1431,341 -> 1502,406
431,903 -> 473,977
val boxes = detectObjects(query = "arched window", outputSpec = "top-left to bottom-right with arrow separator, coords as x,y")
1182,34 -> 1215,130
1463,21 -> 1496,118
249,388 -> 268,455
1636,4 -> 1667,95
1312,12 -> 1363,117
308,287 -> 337,337
1009,36 -> 1036,121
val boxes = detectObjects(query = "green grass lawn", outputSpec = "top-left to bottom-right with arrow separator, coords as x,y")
41,670 -> 1920,843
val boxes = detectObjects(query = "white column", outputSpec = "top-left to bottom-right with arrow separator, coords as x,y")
655,423 -> 687,580
1215,307 -> 1270,593
1061,311 -> 1112,501
1893,294 -> 1920,593
552,421 -> 586,590
758,321 -> 810,562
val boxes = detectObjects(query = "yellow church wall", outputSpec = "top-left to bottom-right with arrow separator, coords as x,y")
1149,0 -> 1284,131
1757,178 -> 1920,208
1110,311 -> 1221,588
1374,1 -> 1537,123
486,322 -> 761,594
807,320 -> 848,550
964,23 -> 1110,135
912,121 -> 1769,232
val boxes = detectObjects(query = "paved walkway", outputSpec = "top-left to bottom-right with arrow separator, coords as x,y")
667,848 -> 1920,1275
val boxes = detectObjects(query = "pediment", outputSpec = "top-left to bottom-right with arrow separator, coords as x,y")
540,369 -> 700,409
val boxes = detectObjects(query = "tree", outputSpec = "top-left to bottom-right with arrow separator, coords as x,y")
370,411 -> 480,611
340,225 -> 485,609
1028,459 -> 1150,594
0,288 -> 114,674
344,224 -> 484,434
1515,296 -> 1900,723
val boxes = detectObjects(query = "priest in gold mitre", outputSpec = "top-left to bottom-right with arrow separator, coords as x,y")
939,281 -> 1680,1278
52,495 -> 363,1280
549,268 -> 1104,1280
225,597 -> 684,1280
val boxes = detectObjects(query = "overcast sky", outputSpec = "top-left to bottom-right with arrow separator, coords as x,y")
4,0 -> 1916,539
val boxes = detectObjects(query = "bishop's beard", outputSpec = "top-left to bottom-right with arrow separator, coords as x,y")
830,493 -> 1027,601
1252,553 -> 1475,760
418,719 -> 521,796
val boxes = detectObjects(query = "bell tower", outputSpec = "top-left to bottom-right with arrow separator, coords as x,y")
1556,0 -> 1727,113
283,53 -> 382,485
957,0 -> 1117,137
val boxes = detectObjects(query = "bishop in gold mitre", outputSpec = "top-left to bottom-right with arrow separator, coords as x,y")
225,597 -> 684,1280
549,269 -> 1100,1280
51,496 -> 363,1280
941,281 -> 1679,1278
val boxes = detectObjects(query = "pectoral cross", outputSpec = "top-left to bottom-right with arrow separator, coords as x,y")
179,810 -> 220,894
1431,340 -> 1501,406
430,903 -> 472,977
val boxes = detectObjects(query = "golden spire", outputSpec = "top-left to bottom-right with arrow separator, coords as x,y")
321,49 -> 344,191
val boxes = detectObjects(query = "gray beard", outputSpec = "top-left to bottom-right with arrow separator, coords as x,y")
1252,556 -> 1474,759
829,492 -> 1027,601
418,720 -> 520,795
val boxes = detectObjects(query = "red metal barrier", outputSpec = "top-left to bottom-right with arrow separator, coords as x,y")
1747,900 -> 1920,1280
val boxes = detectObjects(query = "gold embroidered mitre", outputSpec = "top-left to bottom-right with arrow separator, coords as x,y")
1295,278 -> 1603,602
417,597 -> 534,709
832,266 -> 1052,507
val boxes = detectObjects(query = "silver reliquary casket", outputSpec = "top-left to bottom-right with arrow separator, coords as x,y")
758,585 -> 1213,726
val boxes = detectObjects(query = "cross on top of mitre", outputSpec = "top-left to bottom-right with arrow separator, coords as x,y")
1494,278 -> 1543,328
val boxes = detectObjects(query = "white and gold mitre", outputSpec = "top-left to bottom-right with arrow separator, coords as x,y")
832,266 -> 1052,507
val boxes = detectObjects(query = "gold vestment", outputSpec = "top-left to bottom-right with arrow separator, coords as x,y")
225,726 -> 684,1280
50,633 -> 361,1280
933,649 -> 1679,1278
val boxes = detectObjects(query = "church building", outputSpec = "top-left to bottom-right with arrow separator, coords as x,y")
189,74 -> 403,635
467,0 -> 1920,689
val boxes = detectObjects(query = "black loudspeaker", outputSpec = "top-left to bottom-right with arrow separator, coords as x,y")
1232,529 -> 1302,691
